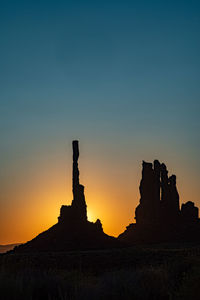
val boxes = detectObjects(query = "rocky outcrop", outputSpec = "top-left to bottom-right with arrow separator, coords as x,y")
119,160 -> 200,244
181,201 -> 199,223
13,141 -> 118,252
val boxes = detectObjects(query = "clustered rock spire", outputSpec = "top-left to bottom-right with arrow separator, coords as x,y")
135,160 -> 198,226
119,159 -> 200,244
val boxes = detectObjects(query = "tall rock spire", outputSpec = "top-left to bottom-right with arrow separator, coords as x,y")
12,140 -> 118,252
71,140 -> 87,222
72,140 -> 80,198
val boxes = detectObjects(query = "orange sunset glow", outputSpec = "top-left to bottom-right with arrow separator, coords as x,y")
1,139 -> 199,245
1,2 -> 200,299
1,0 -> 199,247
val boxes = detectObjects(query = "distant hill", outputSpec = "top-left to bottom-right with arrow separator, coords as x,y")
0,244 -> 22,253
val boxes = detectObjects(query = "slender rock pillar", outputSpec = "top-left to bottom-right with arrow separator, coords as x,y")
71,140 -> 87,222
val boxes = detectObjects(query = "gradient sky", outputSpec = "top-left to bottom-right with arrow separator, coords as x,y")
0,0 -> 200,244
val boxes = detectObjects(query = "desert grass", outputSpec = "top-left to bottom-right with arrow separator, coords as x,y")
1,245 -> 200,300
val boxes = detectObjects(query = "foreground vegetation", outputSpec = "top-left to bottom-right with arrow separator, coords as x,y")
1,244 -> 200,300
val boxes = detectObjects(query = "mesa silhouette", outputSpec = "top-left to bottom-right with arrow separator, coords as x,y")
13,141 -> 118,252
119,160 -> 200,243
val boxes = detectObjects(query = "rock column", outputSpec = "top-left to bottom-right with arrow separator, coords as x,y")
71,140 -> 87,222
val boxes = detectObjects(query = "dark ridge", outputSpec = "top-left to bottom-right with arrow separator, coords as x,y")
0,243 -> 21,253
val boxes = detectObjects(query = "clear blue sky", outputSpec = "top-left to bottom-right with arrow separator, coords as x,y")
0,0 -> 200,243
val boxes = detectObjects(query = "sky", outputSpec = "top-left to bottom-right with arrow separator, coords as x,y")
0,0 -> 200,244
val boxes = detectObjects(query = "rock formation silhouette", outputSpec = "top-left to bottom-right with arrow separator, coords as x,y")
58,141 -> 87,224
119,160 -> 200,243
13,141 -> 118,252
11,150 -> 200,251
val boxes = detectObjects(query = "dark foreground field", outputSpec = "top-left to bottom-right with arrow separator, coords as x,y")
1,243 -> 200,300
